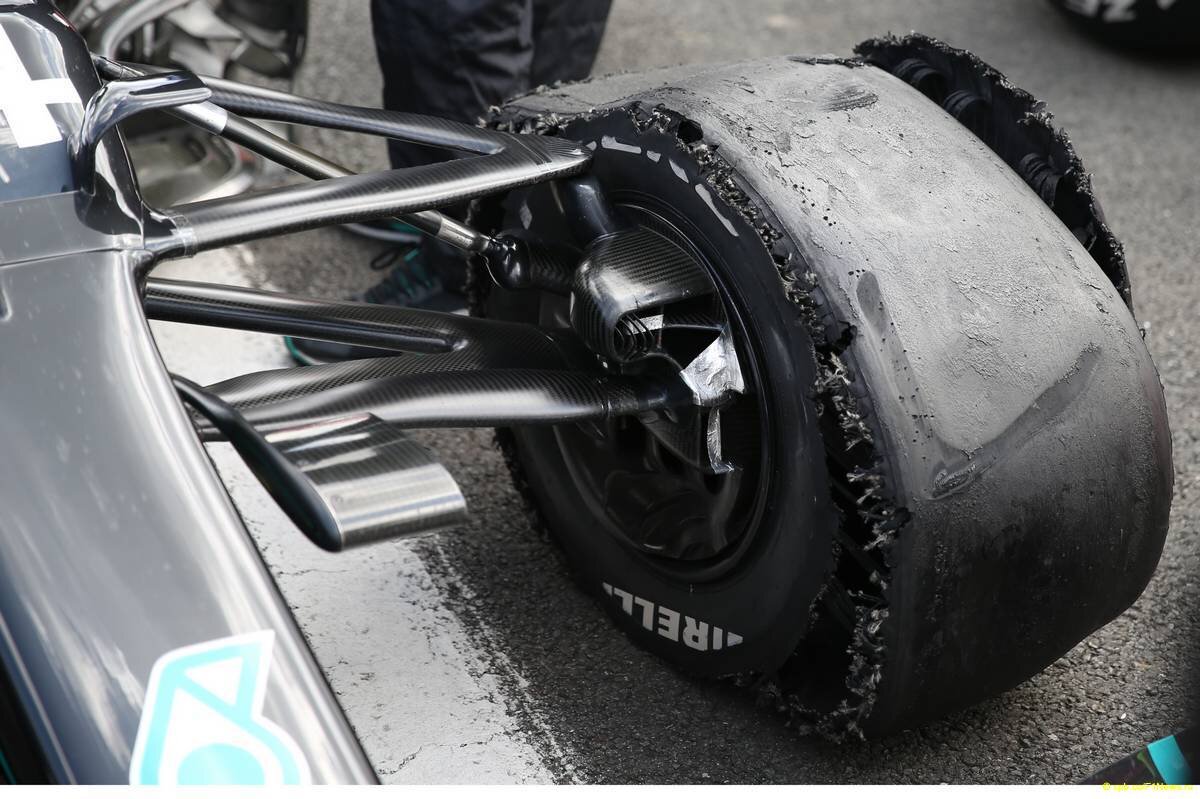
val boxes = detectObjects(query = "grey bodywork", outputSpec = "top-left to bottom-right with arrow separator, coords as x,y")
0,1 -> 374,783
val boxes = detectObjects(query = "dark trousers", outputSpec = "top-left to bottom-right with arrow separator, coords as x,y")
370,0 -> 612,287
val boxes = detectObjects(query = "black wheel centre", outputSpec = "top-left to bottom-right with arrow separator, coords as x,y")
541,199 -> 773,576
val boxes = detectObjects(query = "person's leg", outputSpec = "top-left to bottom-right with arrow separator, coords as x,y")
369,0 -> 537,296
365,0 -> 613,298
289,0 -> 613,364
289,0 -> 539,364
371,0 -> 535,169
528,0 -> 612,88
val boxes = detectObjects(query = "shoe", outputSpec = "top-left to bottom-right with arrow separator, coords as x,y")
340,217 -> 423,245
285,246 -> 467,366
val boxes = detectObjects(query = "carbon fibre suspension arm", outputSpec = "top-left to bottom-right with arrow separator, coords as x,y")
144,278 -> 574,358
205,368 -> 684,439
116,67 -> 687,433
145,279 -> 691,437
144,129 -> 589,258
93,57 -> 493,253
90,62 -> 592,257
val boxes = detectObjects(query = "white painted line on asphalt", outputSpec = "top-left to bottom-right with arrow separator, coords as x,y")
148,247 -> 560,784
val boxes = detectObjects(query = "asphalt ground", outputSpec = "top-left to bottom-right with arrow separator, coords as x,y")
174,0 -> 1199,784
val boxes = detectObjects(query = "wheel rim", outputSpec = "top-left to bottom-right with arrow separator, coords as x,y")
542,199 -> 774,580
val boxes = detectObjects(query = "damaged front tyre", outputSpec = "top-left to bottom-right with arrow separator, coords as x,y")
475,39 -> 1172,737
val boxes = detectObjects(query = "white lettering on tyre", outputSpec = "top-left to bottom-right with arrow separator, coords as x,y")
602,583 -> 743,651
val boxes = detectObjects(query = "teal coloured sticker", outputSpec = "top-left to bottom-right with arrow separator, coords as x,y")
1148,735 -> 1194,786
129,631 -> 311,786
